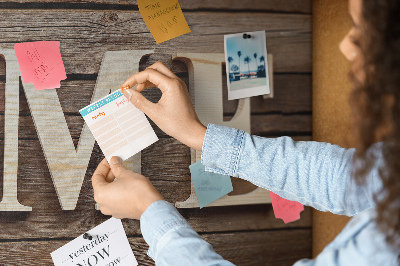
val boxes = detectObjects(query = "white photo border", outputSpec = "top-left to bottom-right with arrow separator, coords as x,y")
224,30 -> 270,100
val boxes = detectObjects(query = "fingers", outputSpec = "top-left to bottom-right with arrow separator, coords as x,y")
147,61 -> 178,79
106,169 -> 116,183
124,62 -> 180,93
136,81 -> 156,92
109,156 -> 130,179
92,158 -> 110,189
121,68 -> 172,94
121,89 -> 158,116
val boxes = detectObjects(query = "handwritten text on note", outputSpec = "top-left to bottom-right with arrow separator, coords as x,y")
14,41 -> 66,90
190,161 -> 233,208
137,0 -> 191,44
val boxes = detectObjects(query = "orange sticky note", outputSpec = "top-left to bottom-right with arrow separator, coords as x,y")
269,191 -> 304,224
14,41 -> 66,90
138,0 -> 191,44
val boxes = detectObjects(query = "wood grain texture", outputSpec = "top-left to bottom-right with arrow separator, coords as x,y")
0,0 -> 312,14
0,73 -> 312,116
224,74 -> 312,115
0,0 -> 313,264
0,49 -> 31,211
251,115 -> 312,136
0,11 -> 311,74
0,128 -> 312,241
0,229 -> 311,265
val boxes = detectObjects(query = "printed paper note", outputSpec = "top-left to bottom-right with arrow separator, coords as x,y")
14,41 -> 66,90
51,218 -> 138,266
269,191 -> 304,224
137,0 -> 191,44
80,90 -> 158,162
189,161 -> 233,208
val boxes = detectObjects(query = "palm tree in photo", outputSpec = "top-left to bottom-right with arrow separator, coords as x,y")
253,53 -> 258,74
237,51 -> 242,78
260,55 -> 265,71
259,55 -> 266,77
227,56 -> 234,73
244,56 -> 251,78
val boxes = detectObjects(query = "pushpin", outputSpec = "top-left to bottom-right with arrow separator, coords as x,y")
243,33 -> 252,39
83,233 -> 94,240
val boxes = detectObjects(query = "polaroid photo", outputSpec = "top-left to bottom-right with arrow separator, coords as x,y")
224,30 -> 270,100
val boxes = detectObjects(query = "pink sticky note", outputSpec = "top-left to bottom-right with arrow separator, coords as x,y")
14,41 -> 66,90
269,191 -> 304,224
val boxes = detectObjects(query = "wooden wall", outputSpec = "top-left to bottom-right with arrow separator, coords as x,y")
0,1 -> 312,265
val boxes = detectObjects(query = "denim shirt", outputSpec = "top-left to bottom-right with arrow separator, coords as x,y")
140,124 -> 399,265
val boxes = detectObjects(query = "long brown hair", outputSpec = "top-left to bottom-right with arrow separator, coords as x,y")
350,0 -> 400,251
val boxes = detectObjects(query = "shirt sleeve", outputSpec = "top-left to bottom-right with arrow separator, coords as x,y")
201,124 -> 383,216
140,200 -> 234,266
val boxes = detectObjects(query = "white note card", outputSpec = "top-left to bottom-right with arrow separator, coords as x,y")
51,218 -> 138,266
80,90 -> 158,162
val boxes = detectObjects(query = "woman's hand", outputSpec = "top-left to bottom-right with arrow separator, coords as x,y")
120,61 -> 206,151
92,157 -> 164,220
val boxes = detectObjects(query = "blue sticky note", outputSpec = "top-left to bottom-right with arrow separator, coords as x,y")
189,161 -> 233,208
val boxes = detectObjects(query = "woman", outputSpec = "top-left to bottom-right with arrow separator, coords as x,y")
92,0 -> 400,264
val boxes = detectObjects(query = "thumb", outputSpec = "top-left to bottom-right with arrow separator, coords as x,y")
109,156 -> 129,178
92,158 -> 111,189
122,89 -> 155,115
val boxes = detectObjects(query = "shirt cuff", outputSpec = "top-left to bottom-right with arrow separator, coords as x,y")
140,200 -> 192,259
201,123 -> 245,177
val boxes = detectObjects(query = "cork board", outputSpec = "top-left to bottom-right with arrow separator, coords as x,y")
312,0 -> 353,257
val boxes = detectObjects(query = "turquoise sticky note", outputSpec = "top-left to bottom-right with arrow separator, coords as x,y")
189,161 -> 233,208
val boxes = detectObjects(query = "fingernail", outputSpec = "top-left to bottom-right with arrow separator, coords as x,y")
125,89 -> 133,100
110,156 -> 122,165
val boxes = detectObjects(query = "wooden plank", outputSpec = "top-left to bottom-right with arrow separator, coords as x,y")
0,11 -> 311,74
207,114 -> 313,136
203,230 -> 312,265
0,52 -> 189,78
182,0 -> 312,13
0,114 -> 171,142
250,114 -> 311,136
0,54 -> 188,114
14,138 -> 190,202
0,113 -> 312,141
223,74 -> 312,115
0,229 -> 311,265
1,74 -> 311,116
0,0 -> 312,14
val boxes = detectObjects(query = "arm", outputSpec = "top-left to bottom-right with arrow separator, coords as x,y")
202,124 -> 383,216
118,62 -> 382,216
92,157 -> 233,266
141,201 -> 234,266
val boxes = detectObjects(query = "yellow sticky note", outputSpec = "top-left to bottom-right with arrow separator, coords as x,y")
138,0 -> 191,44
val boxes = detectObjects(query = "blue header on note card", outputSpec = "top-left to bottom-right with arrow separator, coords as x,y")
80,90 -> 123,116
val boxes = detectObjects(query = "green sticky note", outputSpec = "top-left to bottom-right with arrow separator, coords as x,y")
189,161 -> 233,208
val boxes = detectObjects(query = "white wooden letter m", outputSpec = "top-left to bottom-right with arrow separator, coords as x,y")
0,49 -> 152,211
